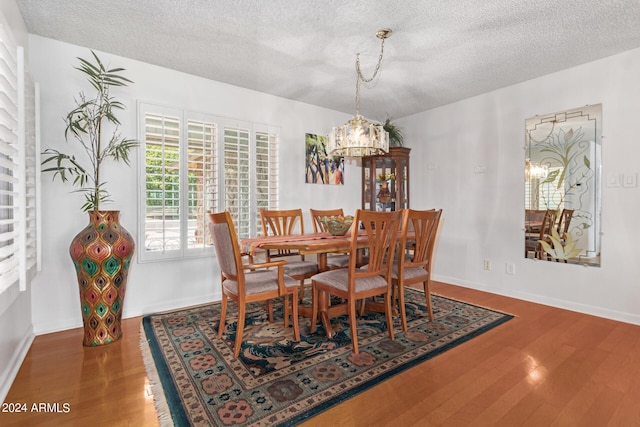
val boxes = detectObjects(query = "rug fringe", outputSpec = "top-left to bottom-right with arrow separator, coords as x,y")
139,322 -> 174,427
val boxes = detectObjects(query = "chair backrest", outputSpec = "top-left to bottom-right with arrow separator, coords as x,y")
557,209 -> 574,235
539,209 -> 558,240
208,211 -> 244,291
260,208 -> 305,236
260,208 -> 305,258
310,208 -> 344,233
351,209 -> 402,281
399,208 -> 442,271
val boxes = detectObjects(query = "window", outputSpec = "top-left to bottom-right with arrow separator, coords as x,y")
0,21 -> 39,299
138,103 -> 278,261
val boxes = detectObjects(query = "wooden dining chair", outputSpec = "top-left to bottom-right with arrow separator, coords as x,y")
391,208 -> 442,331
309,209 -> 402,354
557,208 -> 574,236
525,209 -> 557,260
260,209 -> 319,302
310,208 -> 351,270
209,211 -> 300,357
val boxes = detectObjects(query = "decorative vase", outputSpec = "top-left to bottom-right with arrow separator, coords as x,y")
69,211 -> 135,346
377,181 -> 392,203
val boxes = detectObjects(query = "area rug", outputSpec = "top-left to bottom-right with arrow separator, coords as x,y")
140,289 -> 513,426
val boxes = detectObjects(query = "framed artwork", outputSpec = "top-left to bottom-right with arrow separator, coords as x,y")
305,133 -> 344,185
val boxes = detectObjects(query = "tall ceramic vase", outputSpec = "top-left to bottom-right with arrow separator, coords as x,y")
69,211 -> 135,346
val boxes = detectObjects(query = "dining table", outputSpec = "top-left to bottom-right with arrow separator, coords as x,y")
241,231 -> 367,271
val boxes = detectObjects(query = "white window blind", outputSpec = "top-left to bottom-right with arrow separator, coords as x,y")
223,125 -> 251,238
254,129 -> 278,235
0,21 -> 38,294
186,118 -> 216,250
139,103 -> 279,260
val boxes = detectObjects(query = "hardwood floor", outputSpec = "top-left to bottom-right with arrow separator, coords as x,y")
3,282 -> 640,426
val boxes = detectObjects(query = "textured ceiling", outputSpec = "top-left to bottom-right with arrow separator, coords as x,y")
16,0 -> 640,120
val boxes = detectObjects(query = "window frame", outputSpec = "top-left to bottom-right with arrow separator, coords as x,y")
137,102 -> 279,262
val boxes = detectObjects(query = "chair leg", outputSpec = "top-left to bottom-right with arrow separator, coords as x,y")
310,281 -> 318,334
266,300 -> 274,323
298,281 -> 305,303
348,298 -> 359,354
291,290 -> 300,341
398,284 -> 408,332
283,295 -> 290,328
424,280 -> 434,321
358,298 -> 366,316
218,294 -> 228,339
234,303 -> 246,358
384,292 -> 394,342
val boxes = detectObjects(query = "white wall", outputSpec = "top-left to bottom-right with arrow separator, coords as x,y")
400,47 -> 640,325
28,35 -> 361,335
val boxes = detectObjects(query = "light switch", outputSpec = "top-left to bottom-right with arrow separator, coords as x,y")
623,173 -> 638,188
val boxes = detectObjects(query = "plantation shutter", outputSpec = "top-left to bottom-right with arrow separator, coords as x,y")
186,118 -> 216,250
223,125 -> 251,239
0,25 -> 38,293
23,73 -> 38,277
254,128 -> 278,235
143,111 -> 181,254
0,23 -> 19,291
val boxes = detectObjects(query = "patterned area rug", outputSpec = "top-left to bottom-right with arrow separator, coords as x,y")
140,288 -> 513,426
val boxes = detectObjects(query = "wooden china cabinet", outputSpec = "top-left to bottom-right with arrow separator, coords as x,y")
361,146 -> 410,212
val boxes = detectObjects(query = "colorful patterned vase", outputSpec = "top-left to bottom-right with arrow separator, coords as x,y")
69,211 -> 135,346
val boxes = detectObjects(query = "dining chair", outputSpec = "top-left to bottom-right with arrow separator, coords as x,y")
309,209 -> 402,354
557,208 -> 574,236
260,208 -> 319,302
391,208 -> 442,331
524,209 -> 557,260
209,211 -> 300,358
310,208 -> 351,270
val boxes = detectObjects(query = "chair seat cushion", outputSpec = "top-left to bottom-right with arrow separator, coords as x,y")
311,268 -> 388,293
327,254 -> 350,268
284,260 -> 319,277
391,264 -> 428,280
223,270 -> 298,295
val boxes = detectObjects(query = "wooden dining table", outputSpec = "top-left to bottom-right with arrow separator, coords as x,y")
241,231 -> 366,271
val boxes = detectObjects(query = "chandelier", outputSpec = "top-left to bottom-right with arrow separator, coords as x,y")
525,159 -> 549,180
328,28 -> 392,157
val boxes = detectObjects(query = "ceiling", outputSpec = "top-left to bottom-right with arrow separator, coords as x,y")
16,0 -> 640,120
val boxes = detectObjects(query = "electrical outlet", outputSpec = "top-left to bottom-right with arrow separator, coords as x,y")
483,260 -> 491,270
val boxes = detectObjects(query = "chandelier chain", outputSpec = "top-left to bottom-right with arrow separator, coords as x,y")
354,37 -> 386,115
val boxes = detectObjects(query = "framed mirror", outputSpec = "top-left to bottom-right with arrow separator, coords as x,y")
524,104 -> 602,266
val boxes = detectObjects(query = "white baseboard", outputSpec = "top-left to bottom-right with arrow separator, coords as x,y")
32,292 -> 219,336
433,274 -> 640,326
0,326 -> 35,403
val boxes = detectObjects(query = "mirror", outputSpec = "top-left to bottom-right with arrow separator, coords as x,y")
524,104 -> 602,266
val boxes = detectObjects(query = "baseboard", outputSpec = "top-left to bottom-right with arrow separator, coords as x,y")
0,326 -> 35,403
433,274 -> 640,326
32,292 -> 219,336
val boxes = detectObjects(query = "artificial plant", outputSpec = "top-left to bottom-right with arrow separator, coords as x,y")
42,51 -> 138,211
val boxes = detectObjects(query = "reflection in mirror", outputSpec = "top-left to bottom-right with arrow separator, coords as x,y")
524,104 -> 602,266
